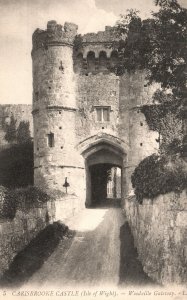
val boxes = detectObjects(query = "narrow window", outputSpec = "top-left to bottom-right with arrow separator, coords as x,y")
96,108 -> 102,122
96,107 -> 110,122
47,133 -> 54,147
35,91 -> 39,101
103,108 -> 110,121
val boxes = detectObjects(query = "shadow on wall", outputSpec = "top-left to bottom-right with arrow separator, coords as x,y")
0,222 -> 75,288
119,221 -> 158,286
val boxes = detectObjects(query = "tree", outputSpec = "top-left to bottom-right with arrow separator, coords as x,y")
17,121 -> 31,144
116,0 -> 187,95
154,0 -> 179,8
115,9 -> 148,74
0,142 -> 34,188
116,0 -> 187,154
150,0 -> 187,154
148,0 -> 187,97
4,115 -> 17,143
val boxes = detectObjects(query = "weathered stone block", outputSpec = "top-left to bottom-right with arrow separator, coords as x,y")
176,211 -> 187,227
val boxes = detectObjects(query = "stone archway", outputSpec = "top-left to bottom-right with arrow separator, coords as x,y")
77,134 -> 127,207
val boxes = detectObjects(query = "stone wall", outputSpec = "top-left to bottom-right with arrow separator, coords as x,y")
125,190 -> 187,285
75,69 -> 159,196
75,69 -> 159,156
0,194 -> 85,277
54,194 -> 85,222
75,73 -> 120,142
0,201 -> 55,277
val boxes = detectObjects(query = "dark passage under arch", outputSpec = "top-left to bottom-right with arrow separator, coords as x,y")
89,163 -> 121,207
84,144 -> 124,207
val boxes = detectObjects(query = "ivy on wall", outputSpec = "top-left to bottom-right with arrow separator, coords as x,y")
73,34 -> 83,52
0,186 -> 50,219
131,154 -> 187,203
140,100 -> 183,154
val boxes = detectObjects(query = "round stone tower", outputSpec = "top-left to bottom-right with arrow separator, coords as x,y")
32,21 -> 85,197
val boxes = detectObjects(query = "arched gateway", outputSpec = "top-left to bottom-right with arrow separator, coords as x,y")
77,134 -> 127,207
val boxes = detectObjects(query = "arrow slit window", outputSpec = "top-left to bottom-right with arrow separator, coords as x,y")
47,133 -> 54,147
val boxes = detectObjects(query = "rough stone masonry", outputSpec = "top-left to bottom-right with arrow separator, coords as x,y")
32,20 -> 159,207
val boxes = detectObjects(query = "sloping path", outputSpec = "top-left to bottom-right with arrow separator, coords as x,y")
25,203 -> 154,288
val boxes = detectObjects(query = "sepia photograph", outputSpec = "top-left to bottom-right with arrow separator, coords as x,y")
0,0 -> 186,299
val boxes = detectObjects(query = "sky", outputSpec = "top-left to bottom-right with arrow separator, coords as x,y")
0,0 -> 186,105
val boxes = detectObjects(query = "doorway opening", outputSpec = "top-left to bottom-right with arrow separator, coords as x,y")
83,143 -> 125,207
89,163 -> 121,207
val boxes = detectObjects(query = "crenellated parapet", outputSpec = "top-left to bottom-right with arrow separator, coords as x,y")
32,20 -> 78,53
82,26 -> 119,45
73,26 -> 121,74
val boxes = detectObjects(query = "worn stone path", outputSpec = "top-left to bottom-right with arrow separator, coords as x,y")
25,203 -> 154,288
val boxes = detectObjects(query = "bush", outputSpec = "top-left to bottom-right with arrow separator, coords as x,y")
0,186 -> 16,219
13,186 -> 50,210
4,115 -> 17,143
131,154 -> 187,203
0,186 -> 50,219
17,121 -> 31,144
0,186 -> 8,217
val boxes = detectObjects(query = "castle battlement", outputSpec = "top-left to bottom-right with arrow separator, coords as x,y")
32,20 -> 78,52
82,26 -> 119,44
73,26 -> 120,73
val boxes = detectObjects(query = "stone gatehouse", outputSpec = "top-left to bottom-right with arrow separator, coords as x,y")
32,20 -> 159,207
